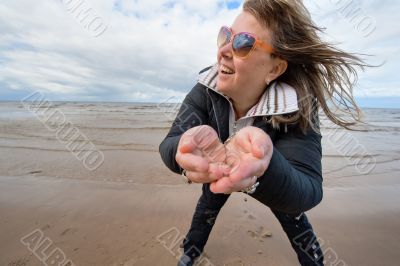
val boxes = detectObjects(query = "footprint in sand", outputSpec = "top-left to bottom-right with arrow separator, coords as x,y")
60,228 -> 71,236
247,214 -> 256,220
8,255 -> 31,266
247,226 -> 273,241
29,170 -> 42,175
60,227 -> 78,236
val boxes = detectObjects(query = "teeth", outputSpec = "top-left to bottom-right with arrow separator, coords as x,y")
220,65 -> 235,74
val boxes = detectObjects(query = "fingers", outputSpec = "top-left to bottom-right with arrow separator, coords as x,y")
247,127 -> 271,159
177,125 -> 230,184
234,127 -> 271,159
177,125 -> 220,171
228,133 -> 251,154
180,125 -> 225,162
184,162 -> 230,184
176,152 -> 209,173
228,158 -> 253,181
185,170 -> 218,183
227,154 -> 269,183
210,175 -> 258,194
179,136 -> 197,154
210,177 -> 234,194
209,162 -> 231,178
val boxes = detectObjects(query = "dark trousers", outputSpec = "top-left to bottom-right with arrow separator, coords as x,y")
182,184 -> 324,266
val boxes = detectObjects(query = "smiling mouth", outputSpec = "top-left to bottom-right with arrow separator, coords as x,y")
220,64 -> 235,75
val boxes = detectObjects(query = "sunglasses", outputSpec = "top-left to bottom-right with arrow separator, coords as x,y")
217,26 -> 275,59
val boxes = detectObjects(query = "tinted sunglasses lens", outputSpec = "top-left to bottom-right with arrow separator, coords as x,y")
217,27 -> 230,48
233,33 -> 256,57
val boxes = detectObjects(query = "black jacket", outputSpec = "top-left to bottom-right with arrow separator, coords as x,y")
159,71 -> 323,214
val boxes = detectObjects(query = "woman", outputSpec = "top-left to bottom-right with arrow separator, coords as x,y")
159,0 -> 365,265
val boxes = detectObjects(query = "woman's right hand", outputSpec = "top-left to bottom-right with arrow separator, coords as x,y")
176,125 -> 230,184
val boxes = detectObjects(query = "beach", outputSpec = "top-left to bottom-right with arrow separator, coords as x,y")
0,101 -> 399,266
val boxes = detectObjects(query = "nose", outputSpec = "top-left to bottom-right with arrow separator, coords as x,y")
217,42 -> 233,61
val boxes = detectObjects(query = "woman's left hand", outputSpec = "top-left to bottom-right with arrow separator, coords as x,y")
209,126 -> 273,194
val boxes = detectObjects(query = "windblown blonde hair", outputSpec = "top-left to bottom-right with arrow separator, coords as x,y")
243,0 -> 367,133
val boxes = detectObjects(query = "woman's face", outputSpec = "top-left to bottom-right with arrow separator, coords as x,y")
216,12 -> 284,103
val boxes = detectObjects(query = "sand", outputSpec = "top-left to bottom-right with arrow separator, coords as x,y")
0,102 -> 399,266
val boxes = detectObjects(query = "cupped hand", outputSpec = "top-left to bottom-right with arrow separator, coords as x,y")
209,126 -> 273,194
176,125 -> 231,184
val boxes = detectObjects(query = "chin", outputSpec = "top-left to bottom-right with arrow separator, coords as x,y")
216,82 -> 230,96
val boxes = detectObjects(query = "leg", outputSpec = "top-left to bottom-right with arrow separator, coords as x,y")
182,184 -> 230,259
271,210 -> 324,266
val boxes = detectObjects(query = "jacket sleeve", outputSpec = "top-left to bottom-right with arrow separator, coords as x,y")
251,122 -> 323,214
159,83 -> 209,174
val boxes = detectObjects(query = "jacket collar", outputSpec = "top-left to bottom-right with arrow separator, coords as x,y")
198,63 -> 299,118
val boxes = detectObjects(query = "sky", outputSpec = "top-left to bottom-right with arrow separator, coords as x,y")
0,0 -> 399,108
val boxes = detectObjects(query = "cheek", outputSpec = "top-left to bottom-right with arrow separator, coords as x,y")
254,59 -> 274,82
234,60 -> 251,78
236,59 -> 267,83
237,63 -> 271,93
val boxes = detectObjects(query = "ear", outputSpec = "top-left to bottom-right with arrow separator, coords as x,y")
265,58 -> 288,84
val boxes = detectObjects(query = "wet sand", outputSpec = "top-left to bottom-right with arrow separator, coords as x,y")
0,102 -> 399,265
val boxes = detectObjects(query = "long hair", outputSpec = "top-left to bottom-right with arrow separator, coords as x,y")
243,0 -> 368,133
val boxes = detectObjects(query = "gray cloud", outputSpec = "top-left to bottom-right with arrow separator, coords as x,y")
0,0 -> 398,102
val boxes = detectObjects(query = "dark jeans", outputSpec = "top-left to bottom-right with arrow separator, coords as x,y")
182,184 -> 324,265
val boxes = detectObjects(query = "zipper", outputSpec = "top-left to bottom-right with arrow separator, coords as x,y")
224,120 -> 239,146
233,121 -> 238,134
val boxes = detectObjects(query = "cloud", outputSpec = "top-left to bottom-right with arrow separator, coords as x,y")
0,0 -> 240,102
0,0 -> 398,103
304,0 -> 400,98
